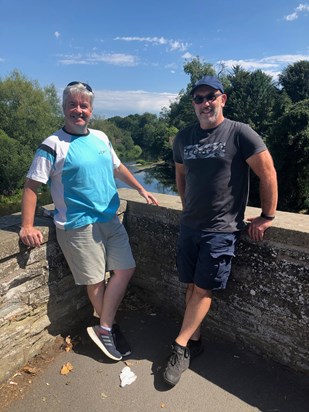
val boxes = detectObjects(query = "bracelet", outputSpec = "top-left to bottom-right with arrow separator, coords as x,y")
260,212 -> 275,221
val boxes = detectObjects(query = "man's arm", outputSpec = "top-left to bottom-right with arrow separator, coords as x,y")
175,162 -> 186,208
114,163 -> 159,205
246,150 -> 278,241
19,178 -> 44,247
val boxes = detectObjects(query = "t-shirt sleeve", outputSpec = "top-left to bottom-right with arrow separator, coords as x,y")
173,132 -> 184,164
238,123 -> 267,160
26,142 -> 56,184
108,141 -> 121,169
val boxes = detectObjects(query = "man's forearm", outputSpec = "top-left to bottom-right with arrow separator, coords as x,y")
259,172 -> 278,216
21,186 -> 38,228
176,176 -> 186,208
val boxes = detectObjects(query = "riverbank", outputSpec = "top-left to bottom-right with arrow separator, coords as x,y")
0,191 -> 52,218
0,161 -> 176,218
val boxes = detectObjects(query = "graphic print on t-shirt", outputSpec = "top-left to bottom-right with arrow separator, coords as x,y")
184,142 -> 226,160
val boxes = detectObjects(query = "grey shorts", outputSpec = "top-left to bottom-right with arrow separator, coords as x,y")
176,225 -> 240,290
56,216 -> 136,285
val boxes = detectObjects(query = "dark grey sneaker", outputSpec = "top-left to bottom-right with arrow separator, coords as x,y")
163,342 -> 190,386
87,325 -> 122,361
188,338 -> 203,360
112,324 -> 131,357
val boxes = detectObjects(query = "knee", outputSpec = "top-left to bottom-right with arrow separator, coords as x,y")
193,284 -> 212,299
113,267 -> 135,281
87,280 -> 105,293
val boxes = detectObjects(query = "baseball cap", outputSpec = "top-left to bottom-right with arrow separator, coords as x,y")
190,75 -> 224,95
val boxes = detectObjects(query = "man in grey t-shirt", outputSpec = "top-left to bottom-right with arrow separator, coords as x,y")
163,75 -> 278,386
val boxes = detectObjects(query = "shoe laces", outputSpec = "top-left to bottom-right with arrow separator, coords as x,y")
168,346 -> 189,367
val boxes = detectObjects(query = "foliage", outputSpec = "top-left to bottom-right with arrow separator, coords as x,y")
268,99 -> 309,211
279,60 -> 309,103
0,130 -> 33,194
0,70 -> 63,149
1,60 -> 309,213
109,113 -> 177,161
225,66 -> 277,136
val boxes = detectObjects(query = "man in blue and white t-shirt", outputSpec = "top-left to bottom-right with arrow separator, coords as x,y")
19,81 -> 158,362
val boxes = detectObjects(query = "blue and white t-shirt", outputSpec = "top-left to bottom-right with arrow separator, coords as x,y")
27,128 -> 121,230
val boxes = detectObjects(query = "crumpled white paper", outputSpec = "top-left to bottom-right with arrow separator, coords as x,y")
120,366 -> 137,387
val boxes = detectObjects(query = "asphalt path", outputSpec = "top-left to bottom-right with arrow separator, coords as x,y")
4,290 -> 309,412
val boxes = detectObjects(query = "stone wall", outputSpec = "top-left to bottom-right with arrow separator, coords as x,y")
0,211 -> 91,384
120,189 -> 309,374
0,189 -> 308,383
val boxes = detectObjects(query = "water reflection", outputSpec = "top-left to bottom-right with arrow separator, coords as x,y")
116,163 -> 177,195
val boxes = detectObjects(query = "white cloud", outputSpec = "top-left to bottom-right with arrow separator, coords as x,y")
218,54 -> 309,79
114,36 -> 189,52
88,53 -> 139,66
218,59 -> 278,71
54,31 -> 61,38
182,52 -> 194,60
219,54 -> 309,70
58,52 -> 139,66
284,3 -> 309,21
262,54 -> 309,63
93,89 -> 178,117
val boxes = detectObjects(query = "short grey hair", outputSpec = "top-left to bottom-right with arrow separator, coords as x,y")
62,82 -> 94,110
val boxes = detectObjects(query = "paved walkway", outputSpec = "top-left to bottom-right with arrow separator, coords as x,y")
3,290 -> 309,412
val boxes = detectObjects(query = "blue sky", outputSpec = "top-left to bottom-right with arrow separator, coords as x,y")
1,0 -> 309,118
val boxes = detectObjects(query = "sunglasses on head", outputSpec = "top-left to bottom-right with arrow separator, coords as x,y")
67,81 -> 93,93
192,92 -> 222,104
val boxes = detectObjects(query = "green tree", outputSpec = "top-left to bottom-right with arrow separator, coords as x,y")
0,130 -> 33,194
225,66 -> 277,136
0,70 -> 62,149
268,99 -> 309,211
279,60 -> 309,103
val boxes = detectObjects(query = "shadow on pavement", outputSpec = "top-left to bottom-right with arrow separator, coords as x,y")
73,293 -> 309,412
4,288 -> 309,412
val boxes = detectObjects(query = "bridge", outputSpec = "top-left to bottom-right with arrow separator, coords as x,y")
0,189 -> 308,410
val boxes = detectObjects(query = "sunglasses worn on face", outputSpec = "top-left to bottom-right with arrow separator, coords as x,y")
67,81 -> 93,93
192,93 -> 222,104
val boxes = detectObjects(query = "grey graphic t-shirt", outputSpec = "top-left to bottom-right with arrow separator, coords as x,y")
173,118 -> 267,232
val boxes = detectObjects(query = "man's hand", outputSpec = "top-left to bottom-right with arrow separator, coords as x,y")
137,189 -> 159,205
246,216 -> 273,241
19,226 -> 44,247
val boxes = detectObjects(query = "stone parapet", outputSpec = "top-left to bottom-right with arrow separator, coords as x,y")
0,189 -> 308,383
118,189 -> 309,374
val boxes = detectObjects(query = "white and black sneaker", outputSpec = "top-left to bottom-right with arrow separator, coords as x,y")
87,325 -> 122,361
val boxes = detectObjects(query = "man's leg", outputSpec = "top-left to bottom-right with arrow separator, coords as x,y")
87,281 -> 105,319
86,268 -> 135,361
176,284 -> 212,347
86,268 -> 134,328
99,268 -> 135,327
163,284 -> 212,386
184,284 -> 202,340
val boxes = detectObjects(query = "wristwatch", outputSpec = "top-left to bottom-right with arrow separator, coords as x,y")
260,212 -> 275,221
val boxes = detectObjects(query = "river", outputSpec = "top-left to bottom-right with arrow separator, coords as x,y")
0,163 -> 177,217
116,162 -> 177,195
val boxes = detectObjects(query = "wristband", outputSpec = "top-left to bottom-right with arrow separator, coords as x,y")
260,212 -> 275,221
